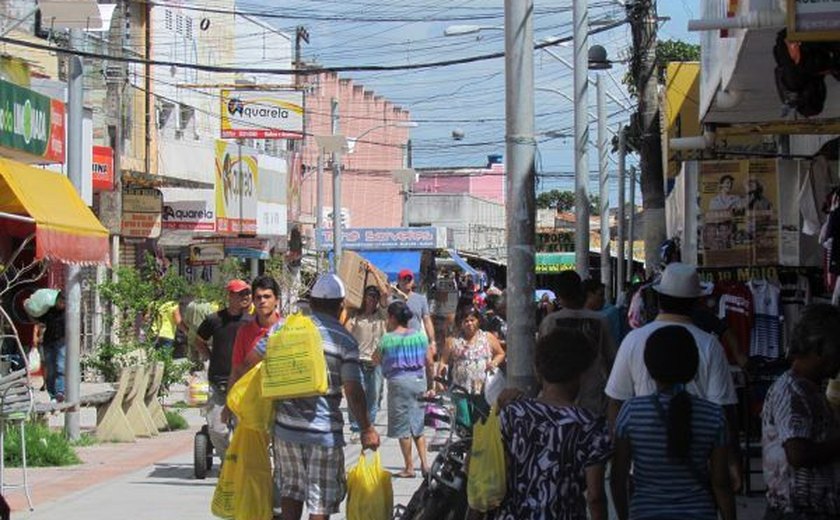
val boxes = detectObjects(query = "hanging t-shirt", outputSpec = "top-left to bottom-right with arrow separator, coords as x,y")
714,281 -> 753,364
748,280 -> 782,359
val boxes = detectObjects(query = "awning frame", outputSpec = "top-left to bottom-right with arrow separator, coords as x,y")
0,233 -> 47,300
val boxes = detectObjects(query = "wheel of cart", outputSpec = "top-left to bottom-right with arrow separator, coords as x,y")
194,424 -> 214,479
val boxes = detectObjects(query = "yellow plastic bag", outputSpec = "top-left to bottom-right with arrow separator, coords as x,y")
467,406 -> 507,512
346,451 -> 393,520
261,313 -> 329,399
212,364 -> 273,520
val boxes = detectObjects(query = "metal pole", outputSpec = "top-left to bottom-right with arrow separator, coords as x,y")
65,29 -> 84,439
597,74 -> 610,298
331,99 -> 342,269
627,165 -> 636,283
238,140 -> 244,234
504,0 -> 537,394
616,125 -> 626,305
315,152 -> 324,268
402,139 -> 412,227
573,0 -> 590,278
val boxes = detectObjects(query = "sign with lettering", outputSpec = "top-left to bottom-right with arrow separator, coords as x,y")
161,188 -> 215,231
220,89 -> 304,139
316,227 -> 437,250
0,79 -> 65,163
536,253 -> 576,274
122,188 -> 162,238
91,145 -> 114,191
787,0 -> 840,41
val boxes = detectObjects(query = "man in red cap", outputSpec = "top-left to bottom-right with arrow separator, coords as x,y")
194,278 -> 253,462
395,268 -> 437,359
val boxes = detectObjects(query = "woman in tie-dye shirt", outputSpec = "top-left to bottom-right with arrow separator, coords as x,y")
378,300 -> 433,478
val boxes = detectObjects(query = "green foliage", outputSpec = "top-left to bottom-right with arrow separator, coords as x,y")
164,409 -> 189,431
4,422 -> 80,467
623,39 -> 700,99
218,257 -> 247,283
70,433 -> 98,447
535,189 -> 602,215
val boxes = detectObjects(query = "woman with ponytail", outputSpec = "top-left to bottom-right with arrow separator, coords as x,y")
611,325 -> 736,520
378,300 -> 433,478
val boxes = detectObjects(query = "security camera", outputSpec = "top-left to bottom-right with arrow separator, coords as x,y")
452,128 -> 465,141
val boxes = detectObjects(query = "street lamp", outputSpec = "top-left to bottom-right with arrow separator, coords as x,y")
314,120 -> 417,268
589,44 -> 613,298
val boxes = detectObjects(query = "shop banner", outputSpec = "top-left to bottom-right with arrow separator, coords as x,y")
536,252 -> 576,274
223,237 -> 270,259
92,145 -> 114,191
189,242 -> 225,265
220,89 -> 304,139
161,188 -> 215,231
257,154 -> 288,237
317,227 -> 437,251
122,188 -> 162,239
699,160 -> 779,267
788,0 -> 840,41
0,79 -> 65,163
215,140 -> 257,235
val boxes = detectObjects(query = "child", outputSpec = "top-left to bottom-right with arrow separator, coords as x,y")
611,325 -> 736,520
493,327 -> 612,520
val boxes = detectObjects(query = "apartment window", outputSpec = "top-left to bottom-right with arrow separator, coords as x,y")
176,13 -> 183,34
185,17 -> 193,40
165,9 -> 173,31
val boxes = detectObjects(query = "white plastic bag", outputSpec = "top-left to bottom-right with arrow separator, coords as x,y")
484,368 -> 505,408
28,347 -> 41,373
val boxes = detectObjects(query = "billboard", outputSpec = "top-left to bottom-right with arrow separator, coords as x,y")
0,79 -> 65,163
161,188 -> 215,232
257,153 -> 288,237
699,160 -> 779,267
220,89 -> 304,139
787,0 -> 840,41
316,227 -> 437,251
92,146 -> 114,191
215,140 -> 258,235
122,188 -> 163,239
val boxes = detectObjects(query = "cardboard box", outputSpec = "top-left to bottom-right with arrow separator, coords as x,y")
337,251 -> 388,309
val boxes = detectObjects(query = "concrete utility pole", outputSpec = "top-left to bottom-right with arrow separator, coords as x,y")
616,125 -> 627,304
628,165 -> 637,282
65,29 -> 84,440
573,0 -> 590,278
330,99 -> 342,268
629,0 -> 665,273
597,74 -> 610,298
504,0 -> 537,394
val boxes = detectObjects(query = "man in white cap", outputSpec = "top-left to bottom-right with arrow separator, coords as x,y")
605,262 -> 741,488
231,273 -> 379,520
606,262 -> 737,423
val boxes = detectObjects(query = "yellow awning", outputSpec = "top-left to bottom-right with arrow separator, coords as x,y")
0,158 -> 110,265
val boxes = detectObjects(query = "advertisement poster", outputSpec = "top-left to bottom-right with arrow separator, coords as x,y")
699,160 -> 779,267
122,188 -> 162,239
0,79 -> 65,163
220,89 -> 304,139
215,140 -> 258,235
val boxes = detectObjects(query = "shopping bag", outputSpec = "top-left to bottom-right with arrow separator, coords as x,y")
185,376 -> 209,407
261,313 -> 329,399
467,405 -> 507,512
212,363 -> 273,520
23,289 -> 59,319
483,368 -> 506,408
227,362 -> 274,432
346,451 -> 393,520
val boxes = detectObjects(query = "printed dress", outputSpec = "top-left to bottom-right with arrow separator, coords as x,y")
449,330 -> 492,394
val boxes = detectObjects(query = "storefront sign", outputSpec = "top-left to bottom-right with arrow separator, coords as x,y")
122,188 -> 162,238
215,140 -> 257,235
161,188 -> 215,231
317,227 -> 437,251
699,160 -> 779,267
257,154 -> 288,237
0,79 -> 65,163
536,231 -> 575,252
536,252 -> 576,274
188,242 -> 225,265
224,237 -> 270,259
787,0 -> 840,41
92,146 -> 114,191
220,89 -> 304,139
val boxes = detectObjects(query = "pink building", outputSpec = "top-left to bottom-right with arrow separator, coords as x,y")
413,160 -> 505,204
297,73 -> 411,232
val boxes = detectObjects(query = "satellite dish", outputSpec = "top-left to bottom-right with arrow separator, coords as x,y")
452,129 -> 465,141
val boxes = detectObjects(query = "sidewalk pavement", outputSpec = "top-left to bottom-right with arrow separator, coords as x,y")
3,384 -> 770,519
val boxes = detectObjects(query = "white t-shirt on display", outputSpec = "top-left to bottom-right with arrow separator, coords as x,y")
605,318 -> 738,406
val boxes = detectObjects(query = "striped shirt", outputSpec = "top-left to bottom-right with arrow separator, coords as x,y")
616,393 -> 727,520
255,313 -> 361,447
379,329 -> 428,379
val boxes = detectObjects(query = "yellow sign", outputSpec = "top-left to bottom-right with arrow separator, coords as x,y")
215,140 -> 258,235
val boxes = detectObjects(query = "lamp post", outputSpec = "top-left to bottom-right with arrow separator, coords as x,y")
589,45 -> 612,298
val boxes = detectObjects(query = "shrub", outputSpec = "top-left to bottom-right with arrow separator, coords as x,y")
4,423 -> 80,467
164,410 -> 189,431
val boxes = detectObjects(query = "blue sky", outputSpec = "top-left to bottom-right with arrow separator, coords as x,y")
249,0 -> 700,196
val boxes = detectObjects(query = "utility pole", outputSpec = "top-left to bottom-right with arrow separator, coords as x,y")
616,125 -> 627,304
628,0 -> 665,274
628,165 -> 637,282
65,29 -> 84,440
573,0 -> 590,278
597,74 -> 610,298
330,98 -> 342,268
504,0 -> 537,394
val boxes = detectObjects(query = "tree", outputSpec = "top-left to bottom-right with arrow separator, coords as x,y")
536,189 -> 601,215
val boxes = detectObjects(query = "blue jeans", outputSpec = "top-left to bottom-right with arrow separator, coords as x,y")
43,341 -> 65,399
350,363 -> 383,432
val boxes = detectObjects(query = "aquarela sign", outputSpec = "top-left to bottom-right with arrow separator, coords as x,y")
0,79 -> 65,163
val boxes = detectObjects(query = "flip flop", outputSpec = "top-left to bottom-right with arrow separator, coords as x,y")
393,470 -> 415,478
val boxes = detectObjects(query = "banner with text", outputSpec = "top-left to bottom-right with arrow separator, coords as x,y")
122,188 -> 162,239
317,227 -> 438,250
215,140 -> 258,235
0,79 -> 65,163
220,89 -> 304,139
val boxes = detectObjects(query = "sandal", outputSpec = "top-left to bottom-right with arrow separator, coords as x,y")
393,469 -> 415,478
